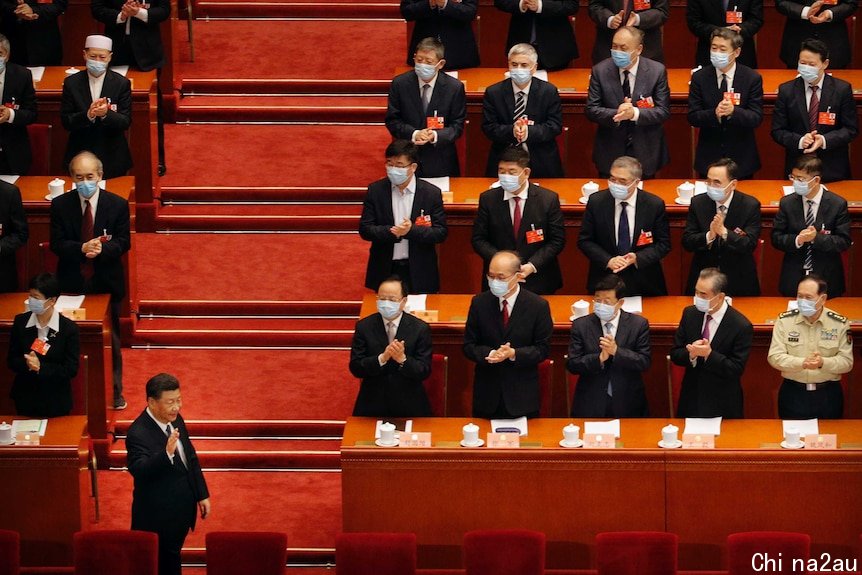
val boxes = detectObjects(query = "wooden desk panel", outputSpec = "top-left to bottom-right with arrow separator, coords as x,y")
0,295 -> 113,462
341,417 -> 862,570
358,294 -> 862,418
0,415 -> 89,565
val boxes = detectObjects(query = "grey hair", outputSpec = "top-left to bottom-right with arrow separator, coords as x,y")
615,26 -> 645,46
0,34 -> 10,55
491,250 -> 523,274
415,37 -> 445,60
610,155 -> 643,180
698,267 -> 728,295
508,43 -> 538,65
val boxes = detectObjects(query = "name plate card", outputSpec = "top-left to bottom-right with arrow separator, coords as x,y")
60,308 -> 87,320
14,432 -> 40,446
683,434 -> 715,449
410,310 -> 439,322
805,434 -> 837,450
487,432 -> 520,448
583,434 -> 616,449
441,191 -> 454,204
398,432 -> 432,447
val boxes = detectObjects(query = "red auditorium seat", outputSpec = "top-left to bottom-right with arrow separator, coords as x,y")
205,531 -> 287,575
0,530 -> 19,575
463,529 -> 545,575
539,358 -> 553,417
73,530 -> 158,575
566,368 -> 578,416
424,354 -> 449,417
335,532 -> 417,575
26,124 -> 52,176
596,531 -> 678,575
727,531 -> 810,575
666,354 -> 685,418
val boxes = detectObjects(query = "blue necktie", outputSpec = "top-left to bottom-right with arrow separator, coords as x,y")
617,201 -> 631,255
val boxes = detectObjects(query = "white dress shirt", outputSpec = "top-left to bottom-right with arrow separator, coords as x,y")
618,57 -> 642,122
614,189 -> 637,246
794,186 -> 825,248
413,72 -> 440,144
146,407 -> 188,467
706,191 -> 734,245
26,308 -> 61,342
377,311 -> 404,366
391,177 -> 416,260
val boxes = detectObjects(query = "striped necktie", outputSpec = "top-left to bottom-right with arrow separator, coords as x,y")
804,199 -> 815,271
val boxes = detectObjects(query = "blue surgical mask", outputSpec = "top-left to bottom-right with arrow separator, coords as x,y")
28,297 -> 47,315
710,51 -> 731,70
509,68 -> 532,86
488,277 -> 512,298
706,183 -> 729,202
376,299 -> 402,320
793,178 -> 814,196
693,295 -> 714,313
608,182 -> 631,200
498,173 -> 522,193
797,297 -> 821,318
415,63 -> 438,82
86,59 -> 108,77
76,180 -> 98,198
797,63 -> 821,85
386,166 -> 411,186
611,49 -> 632,69
594,302 -> 617,322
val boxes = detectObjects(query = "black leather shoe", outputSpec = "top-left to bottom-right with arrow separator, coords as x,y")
158,163 -> 167,176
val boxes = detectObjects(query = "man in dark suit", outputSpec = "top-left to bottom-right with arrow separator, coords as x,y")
92,0 -> 170,174
567,275 -> 651,417
578,155 -> 670,296
0,37 -> 37,175
777,0 -> 857,69
688,29 -> 763,180
495,0 -> 578,70
51,151 -> 131,409
670,267 -> 753,418
0,0 -> 65,66
472,146 -> 566,295
386,37 -> 467,178
771,39 -> 857,182
682,158 -> 762,296
0,179 -> 28,292
61,35 -> 133,180
402,0 -> 479,70
585,27 -> 670,178
482,43 -> 564,178
360,140 -> 448,294
589,0 -> 667,63
349,276 -> 433,417
127,373 -> 210,575
772,154 -> 850,298
463,250 -> 553,419
686,0 -> 762,69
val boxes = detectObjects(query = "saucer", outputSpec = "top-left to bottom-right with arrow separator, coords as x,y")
780,440 -> 804,449
559,438 -> 583,448
579,196 -> 590,204
674,197 -> 692,206
460,438 -> 484,448
0,438 -> 14,446
45,193 -> 62,201
374,438 -> 398,447
658,439 -> 682,449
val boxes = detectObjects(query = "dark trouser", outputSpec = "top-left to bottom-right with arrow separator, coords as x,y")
110,300 -> 124,401
0,151 -> 13,174
473,396 -> 539,420
157,525 -> 189,575
390,259 -> 411,294
778,379 -> 843,419
156,68 -> 166,166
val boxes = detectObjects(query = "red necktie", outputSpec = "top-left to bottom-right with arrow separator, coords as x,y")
512,196 -> 522,242
502,299 -> 509,328
808,86 -> 819,133
81,200 -> 94,282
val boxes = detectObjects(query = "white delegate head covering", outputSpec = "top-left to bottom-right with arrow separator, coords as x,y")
84,35 -> 113,51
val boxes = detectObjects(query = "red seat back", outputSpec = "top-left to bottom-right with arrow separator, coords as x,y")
666,355 -> 685,417
538,358 -> 553,417
39,242 -> 59,274
463,529 -> 545,575
71,354 -> 88,416
26,124 -> 52,176
423,354 -> 448,417
73,530 -> 158,575
727,531 -> 810,575
205,531 -> 287,575
0,530 -> 20,575
566,369 -> 578,416
596,531 -> 678,575
335,532 -> 417,575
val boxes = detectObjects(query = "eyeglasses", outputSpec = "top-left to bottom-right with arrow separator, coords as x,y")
788,174 -> 816,183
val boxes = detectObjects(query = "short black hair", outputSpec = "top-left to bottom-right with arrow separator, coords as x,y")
799,273 -> 828,295
146,373 -> 180,400
385,140 -> 419,164
800,38 -> 829,62
379,275 -> 408,298
28,273 -> 60,299
794,154 -> 822,177
707,158 -> 739,181
499,146 -> 530,168
594,275 -> 626,299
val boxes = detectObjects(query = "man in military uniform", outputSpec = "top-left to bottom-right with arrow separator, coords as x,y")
767,274 -> 853,419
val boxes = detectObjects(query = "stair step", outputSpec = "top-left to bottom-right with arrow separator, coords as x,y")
112,419 -> 346,437
110,448 -> 341,470
196,1 -> 399,19
181,78 -> 391,96
133,317 -> 355,347
155,212 -> 359,231
138,300 -> 361,317
158,203 -> 362,217
176,95 -> 387,122
159,185 -> 368,203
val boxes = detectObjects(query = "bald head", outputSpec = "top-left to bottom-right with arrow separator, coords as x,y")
69,151 -> 103,178
489,251 -> 521,276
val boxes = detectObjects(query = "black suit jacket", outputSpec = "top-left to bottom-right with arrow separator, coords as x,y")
0,181 -> 28,292
0,63 -> 37,175
7,311 -> 80,417
777,0 -> 857,69
566,310 -> 651,417
349,311 -> 433,417
494,0 -> 579,70
463,288 -> 552,417
585,57 -> 670,176
686,0 -> 763,69
682,190 -> 762,296
402,0 -> 480,70
50,189 -> 131,300
482,77 -> 564,178
359,177 -> 448,294
771,75 -> 858,182
61,70 -> 133,179
471,183 -> 566,294
670,304 -> 752,418
589,0 -> 668,63
688,64 -> 763,178
385,70 -> 467,177
127,411 -> 209,535
771,188 -> 851,297
0,0 -> 66,66
578,188 -> 671,295
91,0 -> 171,70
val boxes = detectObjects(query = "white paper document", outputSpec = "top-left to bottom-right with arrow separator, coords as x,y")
12,419 -> 48,437
110,65 -> 129,77
444,70 -> 459,79
406,294 -> 427,312
56,295 -> 86,311
621,296 -> 642,314
27,66 -> 46,82
684,417 -> 722,436
491,416 -> 528,436
0,175 -> 20,185
782,185 -> 795,196
783,419 -> 818,437
420,176 -> 450,192
584,419 -> 621,438
693,181 -> 707,195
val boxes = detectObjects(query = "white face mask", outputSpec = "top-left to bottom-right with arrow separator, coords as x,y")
693,294 -> 716,313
